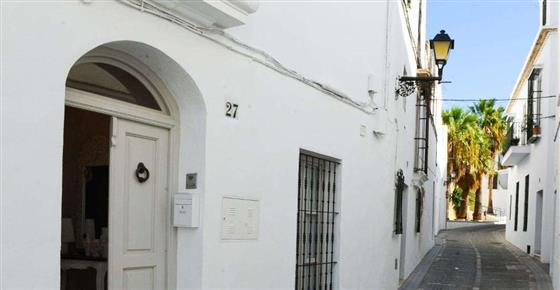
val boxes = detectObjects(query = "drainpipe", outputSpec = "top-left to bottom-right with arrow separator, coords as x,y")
382,0 -> 392,109
416,0 -> 423,67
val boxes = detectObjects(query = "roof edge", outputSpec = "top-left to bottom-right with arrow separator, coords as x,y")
506,26 -> 557,113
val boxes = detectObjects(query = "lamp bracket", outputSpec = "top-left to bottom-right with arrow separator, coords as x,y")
396,75 -> 443,98
396,78 -> 417,98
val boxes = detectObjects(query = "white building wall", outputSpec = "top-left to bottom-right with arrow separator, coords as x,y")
505,30 -> 558,266
400,58 -> 447,280
493,188 -> 508,217
436,126 -> 449,233
0,1 -> 442,289
230,2 -> 386,107
431,86 -> 448,235
478,174 -> 508,218
431,111 -> 448,235
553,0 -> 560,287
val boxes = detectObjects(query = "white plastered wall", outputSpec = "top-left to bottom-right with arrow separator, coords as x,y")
553,0 -> 560,286
504,32 -> 558,265
0,1 -> 436,289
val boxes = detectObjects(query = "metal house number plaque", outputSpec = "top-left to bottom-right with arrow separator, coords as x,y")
186,173 -> 197,189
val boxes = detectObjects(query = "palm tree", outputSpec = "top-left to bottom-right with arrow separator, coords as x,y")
443,107 -> 478,219
468,124 -> 492,220
443,101 -> 507,221
470,99 -> 507,216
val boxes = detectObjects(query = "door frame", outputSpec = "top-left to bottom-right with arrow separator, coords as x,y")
64,47 -> 180,289
534,190 -> 544,256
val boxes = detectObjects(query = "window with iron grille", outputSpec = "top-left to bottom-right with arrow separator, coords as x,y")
394,170 -> 405,235
415,189 -> 423,233
527,69 -> 542,142
296,153 -> 339,290
414,89 -> 430,173
523,175 -> 530,232
515,182 -> 520,231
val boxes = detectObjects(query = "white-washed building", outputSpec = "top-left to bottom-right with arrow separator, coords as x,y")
503,0 -> 559,281
554,1 -> 560,288
492,170 -> 510,220
432,82 -> 450,244
1,0 -> 447,289
476,172 -> 508,221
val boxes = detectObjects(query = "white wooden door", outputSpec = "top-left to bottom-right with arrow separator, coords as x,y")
109,118 -> 169,290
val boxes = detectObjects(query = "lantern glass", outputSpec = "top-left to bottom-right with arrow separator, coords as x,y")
432,40 -> 451,66
430,30 -> 454,71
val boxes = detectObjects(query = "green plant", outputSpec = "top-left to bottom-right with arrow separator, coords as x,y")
443,100 -> 507,220
469,99 -> 507,219
451,187 -> 463,213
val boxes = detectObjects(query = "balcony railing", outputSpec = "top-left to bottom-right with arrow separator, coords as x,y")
501,120 -> 533,166
503,121 -> 525,154
526,114 -> 541,143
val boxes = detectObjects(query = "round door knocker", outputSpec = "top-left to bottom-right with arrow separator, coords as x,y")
135,162 -> 150,183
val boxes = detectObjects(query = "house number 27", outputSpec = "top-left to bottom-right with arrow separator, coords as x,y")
225,102 -> 239,119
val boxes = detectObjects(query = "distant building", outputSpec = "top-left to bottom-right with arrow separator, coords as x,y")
1,1 -> 447,289
503,0 -> 559,285
477,172 -> 508,221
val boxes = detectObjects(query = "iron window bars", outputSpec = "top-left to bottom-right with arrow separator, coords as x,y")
527,69 -> 542,143
523,175 -> 530,232
414,91 -> 430,174
503,121 -> 524,154
394,170 -> 405,235
415,189 -> 423,233
514,182 -> 520,231
296,153 -> 339,290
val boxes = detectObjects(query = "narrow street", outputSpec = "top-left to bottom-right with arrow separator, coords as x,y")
401,225 -> 554,290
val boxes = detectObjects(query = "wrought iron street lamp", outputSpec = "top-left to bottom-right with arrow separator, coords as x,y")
430,30 -> 455,79
397,30 -> 454,97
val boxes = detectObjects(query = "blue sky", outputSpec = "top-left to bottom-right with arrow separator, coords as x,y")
427,0 -> 541,109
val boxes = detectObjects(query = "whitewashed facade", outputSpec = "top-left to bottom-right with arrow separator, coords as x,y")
503,0 -> 559,284
1,1 -> 447,289
476,172 -> 508,221
554,1 -> 560,288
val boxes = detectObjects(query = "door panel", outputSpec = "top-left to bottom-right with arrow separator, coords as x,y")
125,135 -> 157,252
124,267 -> 155,290
110,118 -> 169,290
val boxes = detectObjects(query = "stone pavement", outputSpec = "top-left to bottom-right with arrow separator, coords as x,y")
400,224 -> 553,290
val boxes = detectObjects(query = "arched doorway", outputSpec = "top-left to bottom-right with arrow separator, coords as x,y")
60,45 -> 179,290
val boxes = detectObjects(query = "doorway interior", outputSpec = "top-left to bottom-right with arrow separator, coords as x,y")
61,106 -> 111,290
60,55 -> 174,290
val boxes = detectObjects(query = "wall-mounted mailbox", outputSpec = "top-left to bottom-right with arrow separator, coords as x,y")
174,193 -> 199,228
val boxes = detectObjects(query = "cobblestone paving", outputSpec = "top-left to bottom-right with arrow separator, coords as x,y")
401,224 -> 553,290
